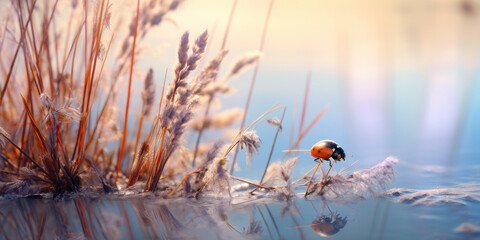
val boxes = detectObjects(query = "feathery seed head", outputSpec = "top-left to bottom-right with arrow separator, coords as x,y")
181,30 -> 209,79
161,105 -> 176,128
267,117 -> 283,131
0,127 -> 10,149
238,130 -> 262,167
203,141 -> 223,167
142,68 -> 155,116
176,31 -> 190,73
226,51 -> 262,79
39,93 -> 53,109
204,157 -> 230,194
56,98 -> 82,123
264,156 -> 299,184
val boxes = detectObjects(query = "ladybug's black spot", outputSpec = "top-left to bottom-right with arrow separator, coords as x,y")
318,150 -> 321,153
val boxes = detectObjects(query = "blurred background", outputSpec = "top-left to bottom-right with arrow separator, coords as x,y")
118,0 -> 480,188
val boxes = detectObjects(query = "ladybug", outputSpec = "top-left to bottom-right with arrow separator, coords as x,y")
310,140 -> 345,166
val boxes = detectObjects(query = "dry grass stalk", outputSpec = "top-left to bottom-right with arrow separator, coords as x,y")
230,0 -> 275,174
144,30 -> 209,192
115,0 -> 141,184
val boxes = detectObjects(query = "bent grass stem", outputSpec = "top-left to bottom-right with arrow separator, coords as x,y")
304,162 -> 320,198
230,175 -> 274,190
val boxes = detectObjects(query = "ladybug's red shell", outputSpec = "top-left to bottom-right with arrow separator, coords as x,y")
310,140 -> 339,160
310,144 -> 334,159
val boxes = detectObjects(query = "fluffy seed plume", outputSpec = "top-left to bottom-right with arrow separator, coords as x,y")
174,31 -> 190,77
142,68 -> 155,116
264,156 -> 299,185
167,31 -> 209,102
193,50 -> 229,96
186,30 -> 208,72
195,50 -> 229,82
0,127 -> 10,149
313,157 -> 398,199
57,98 -> 82,123
190,108 -> 243,131
238,130 -> 262,167
199,141 -> 224,170
40,93 -> 81,123
203,157 -> 231,196
266,117 -> 283,131
39,93 -> 53,108
225,51 -> 262,79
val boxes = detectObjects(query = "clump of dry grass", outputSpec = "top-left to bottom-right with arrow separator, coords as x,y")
263,156 -> 299,199
238,130 -> 262,167
0,0 -> 186,196
309,157 -> 398,199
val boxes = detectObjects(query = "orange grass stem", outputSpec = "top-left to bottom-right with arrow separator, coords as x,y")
318,160 -> 337,194
195,182 -> 207,198
0,1 -> 37,105
304,162 -> 320,198
290,105 -> 329,150
293,163 -> 319,185
299,71 -> 311,134
115,0 -> 140,184
282,149 -> 309,152
146,128 -> 167,192
167,174 -> 191,197
167,169 -> 204,197
230,175 -> 274,190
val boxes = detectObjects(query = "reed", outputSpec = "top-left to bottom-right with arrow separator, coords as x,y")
115,0 -> 141,184
230,0 -> 275,174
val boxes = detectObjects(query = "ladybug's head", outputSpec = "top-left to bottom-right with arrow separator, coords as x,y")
332,147 -> 345,161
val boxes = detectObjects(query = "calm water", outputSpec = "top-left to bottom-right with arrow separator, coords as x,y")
1,184 -> 479,240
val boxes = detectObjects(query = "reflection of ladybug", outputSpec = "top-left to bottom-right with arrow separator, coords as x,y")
311,213 -> 347,237
310,140 -> 346,166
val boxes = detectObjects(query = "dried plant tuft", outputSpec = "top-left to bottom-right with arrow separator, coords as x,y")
203,158 -> 231,196
238,130 -> 262,167
142,68 -> 155,117
225,51 -> 262,79
0,127 -> 10,149
312,157 -> 398,199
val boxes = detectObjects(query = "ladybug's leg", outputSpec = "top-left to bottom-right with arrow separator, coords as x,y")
314,158 -> 323,163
